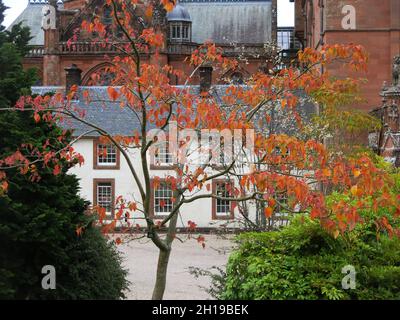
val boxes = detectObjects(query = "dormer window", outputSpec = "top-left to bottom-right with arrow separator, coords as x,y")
102,5 -> 113,25
166,4 -> 192,43
169,22 -> 191,42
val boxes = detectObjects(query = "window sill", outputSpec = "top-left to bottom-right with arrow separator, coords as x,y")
150,164 -> 178,170
212,215 -> 234,221
94,164 -> 120,170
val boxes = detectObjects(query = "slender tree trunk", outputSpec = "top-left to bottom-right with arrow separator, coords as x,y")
151,193 -> 180,300
152,246 -> 172,300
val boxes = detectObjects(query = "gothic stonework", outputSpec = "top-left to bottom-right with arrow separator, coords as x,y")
10,0 -> 277,87
369,55 -> 400,167
393,56 -> 400,87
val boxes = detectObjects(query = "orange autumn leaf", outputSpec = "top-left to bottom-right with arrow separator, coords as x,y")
33,113 -> 41,123
264,207 -> 273,218
353,169 -> 361,177
107,87 -> 119,101
129,202 -> 137,211
350,185 -> 362,197
161,0 -> 176,12
115,237 -> 122,245
153,177 -> 160,190
76,226 -> 84,236
268,198 -> 276,207
145,5 -> 153,18
322,168 -> 331,177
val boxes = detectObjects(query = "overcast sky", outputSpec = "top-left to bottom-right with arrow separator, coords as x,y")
2,0 -> 294,28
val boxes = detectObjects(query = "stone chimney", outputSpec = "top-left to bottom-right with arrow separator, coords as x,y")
199,65 -> 213,94
64,64 -> 82,94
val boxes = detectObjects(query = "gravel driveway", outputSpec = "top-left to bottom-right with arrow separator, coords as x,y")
117,234 -> 235,300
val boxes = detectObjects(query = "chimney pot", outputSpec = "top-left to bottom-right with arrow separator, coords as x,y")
65,64 -> 82,94
199,65 -> 213,94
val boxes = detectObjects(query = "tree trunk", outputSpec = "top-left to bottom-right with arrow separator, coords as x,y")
152,247 -> 172,300
151,193 -> 180,300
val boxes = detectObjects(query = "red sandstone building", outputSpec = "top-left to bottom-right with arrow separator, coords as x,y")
292,0 -> 400,165
10,0 -> 278,87
292,0 -> 400,110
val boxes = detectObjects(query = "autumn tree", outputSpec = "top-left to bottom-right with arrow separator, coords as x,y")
0,0 -> 399,300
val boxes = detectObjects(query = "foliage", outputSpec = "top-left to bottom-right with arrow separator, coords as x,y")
0,4 -> 129,298
189,266 -> 227,300
221,216 -> 400,300
59,228 -> 130,300
0,1 -> 36,106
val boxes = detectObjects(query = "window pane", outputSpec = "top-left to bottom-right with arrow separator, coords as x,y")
98,144 -> 117,165
154,182 -> 173,214
154,142 -> 173,165
171,25 -> 176,38
97,182 -> 113,213
216,183 -> 231,216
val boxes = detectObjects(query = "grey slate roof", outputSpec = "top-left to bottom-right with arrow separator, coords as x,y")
180,0 -> 273,44
166,4 -> 192,22
6,1 -> 63,46
31,85 -> 317,138
7,3 -> 46,46
9,1 -> 273,47
32,86 -> 141,137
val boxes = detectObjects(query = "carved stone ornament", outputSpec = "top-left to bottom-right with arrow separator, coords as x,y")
393,55 -> 400,86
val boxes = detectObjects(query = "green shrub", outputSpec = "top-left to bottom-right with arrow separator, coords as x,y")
221,217 -> 400,300
57,227 -> 130,300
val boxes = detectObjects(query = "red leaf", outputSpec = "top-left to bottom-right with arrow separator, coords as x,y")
129,202 -> 137,211
264,207 -> 273,218
33,113 -> 40,123
107,87 -> 119,101
53,165 -> 61,176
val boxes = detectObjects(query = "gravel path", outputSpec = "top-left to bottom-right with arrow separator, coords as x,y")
118,234 -> 234,300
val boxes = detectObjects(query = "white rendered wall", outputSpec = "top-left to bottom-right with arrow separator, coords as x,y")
69,138 -> 257,228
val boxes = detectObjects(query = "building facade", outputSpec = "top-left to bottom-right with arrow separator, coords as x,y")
10,0 -> 292,229
292,0 -> 400,111
11,0 -> 278,87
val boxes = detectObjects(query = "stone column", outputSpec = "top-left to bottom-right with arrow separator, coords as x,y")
43,0 -> 60,86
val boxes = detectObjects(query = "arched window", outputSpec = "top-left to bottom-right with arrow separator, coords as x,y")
82,63 -> 117,86
230,72 -> 244,85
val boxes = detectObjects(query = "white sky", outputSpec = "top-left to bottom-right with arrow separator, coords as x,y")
2,0 -> 294,28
